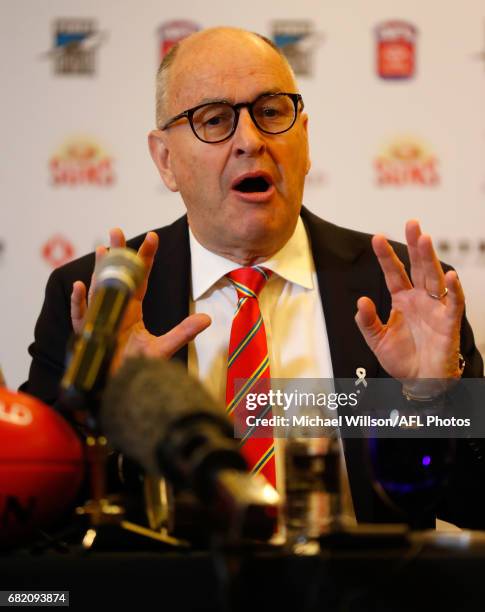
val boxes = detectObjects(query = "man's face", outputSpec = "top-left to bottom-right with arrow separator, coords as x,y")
149,31 -> 311,263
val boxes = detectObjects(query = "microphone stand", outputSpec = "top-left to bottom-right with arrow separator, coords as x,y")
74,429 -> 124,546
57,395 -> 188,552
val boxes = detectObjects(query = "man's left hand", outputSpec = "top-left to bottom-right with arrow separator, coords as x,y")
355,220 -> 465,382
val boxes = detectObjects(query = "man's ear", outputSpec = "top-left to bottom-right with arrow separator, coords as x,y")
148,130 -> 179,192
302,113 -> 311,175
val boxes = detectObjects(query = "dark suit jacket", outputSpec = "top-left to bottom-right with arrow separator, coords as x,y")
21,207 -> 485,527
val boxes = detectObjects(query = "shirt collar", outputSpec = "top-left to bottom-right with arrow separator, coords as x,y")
190,216 -> 315,301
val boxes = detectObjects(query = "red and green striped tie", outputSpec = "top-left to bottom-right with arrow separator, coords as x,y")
225,266 -> 276,488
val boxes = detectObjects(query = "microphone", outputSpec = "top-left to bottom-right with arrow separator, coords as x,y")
100,356 -> 279,540
60,248 -> 145,412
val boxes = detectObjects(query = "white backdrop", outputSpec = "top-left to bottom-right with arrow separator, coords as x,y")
1,0 -> 484,388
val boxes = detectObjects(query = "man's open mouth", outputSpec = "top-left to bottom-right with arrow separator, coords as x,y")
232,174 -> 272,193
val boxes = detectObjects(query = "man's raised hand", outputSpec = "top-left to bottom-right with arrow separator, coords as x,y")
355,220 -> 464,383
70,228 -> 211,373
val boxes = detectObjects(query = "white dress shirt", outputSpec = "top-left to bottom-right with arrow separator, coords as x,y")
188,216 -> 333,400
187,216 -> 355,520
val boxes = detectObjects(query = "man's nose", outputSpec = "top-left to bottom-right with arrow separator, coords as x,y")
231,108 -> 266,157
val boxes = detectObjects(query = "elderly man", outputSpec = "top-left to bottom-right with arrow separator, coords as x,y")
22,27 -> 484,526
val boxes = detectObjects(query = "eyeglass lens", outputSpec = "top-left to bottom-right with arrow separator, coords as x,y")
192,94 -> 296,142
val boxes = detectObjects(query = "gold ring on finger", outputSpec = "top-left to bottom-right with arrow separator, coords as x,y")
427,287 -> 448,300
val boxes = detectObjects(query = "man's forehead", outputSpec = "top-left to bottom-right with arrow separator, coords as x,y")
175,27 -> 276,64
167,29 -> 296,109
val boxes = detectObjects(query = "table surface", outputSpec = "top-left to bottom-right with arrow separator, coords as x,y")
2,530 -> 485,612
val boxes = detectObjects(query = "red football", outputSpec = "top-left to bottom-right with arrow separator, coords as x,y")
0,388 -> 85,546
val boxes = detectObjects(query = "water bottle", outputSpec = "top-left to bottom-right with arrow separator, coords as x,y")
284,436 -> 342,549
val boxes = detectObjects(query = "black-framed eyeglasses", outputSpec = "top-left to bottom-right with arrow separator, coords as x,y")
159,92 -> 304,144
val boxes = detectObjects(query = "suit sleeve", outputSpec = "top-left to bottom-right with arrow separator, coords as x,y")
19,268 -> 74,406
375,247 -> 485,527
435,307 -> 485,528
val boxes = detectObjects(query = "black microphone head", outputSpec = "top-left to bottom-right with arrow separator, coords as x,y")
101,357 -> 279,540
100,356 -> 234,476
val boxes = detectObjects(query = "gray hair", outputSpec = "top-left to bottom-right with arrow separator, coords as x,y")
155,43 -> 180,127
155,32 -> 296,127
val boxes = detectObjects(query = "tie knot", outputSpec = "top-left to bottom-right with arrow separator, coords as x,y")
227,266 -> 271,298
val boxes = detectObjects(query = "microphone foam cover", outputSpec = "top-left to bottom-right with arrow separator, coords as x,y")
101,356 -> 227,475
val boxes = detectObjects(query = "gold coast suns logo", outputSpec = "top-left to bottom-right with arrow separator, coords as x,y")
375,136 -> 440,187
49,136 -> 115,187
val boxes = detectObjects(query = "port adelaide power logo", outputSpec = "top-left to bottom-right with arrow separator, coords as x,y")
271,20 -> 324,77
41,18 -> 107,75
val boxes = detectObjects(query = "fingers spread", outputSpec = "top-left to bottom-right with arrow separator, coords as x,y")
89,245 -> 107,301
157,314 -> 212,359
405,219 -> 421,244
109,227 -> 126,248
418,233 -> 446,298
71,281 -> 87,334
354,297 -> 384,352
444,269 -> 465,317
134,232 -> 159,300
138,232 -> 159,274
372,234 -> 412,294
405,219 -> 425,288
96,244 -> 108,261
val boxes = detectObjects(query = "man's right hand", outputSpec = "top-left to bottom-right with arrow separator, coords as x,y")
70,228 -> 211,373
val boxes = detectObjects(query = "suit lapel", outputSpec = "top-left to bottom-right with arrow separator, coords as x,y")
301,207 -> 382,379
301,208 -> 399,521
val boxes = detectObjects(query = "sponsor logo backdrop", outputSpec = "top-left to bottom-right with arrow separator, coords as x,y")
0,0 -> 484,387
